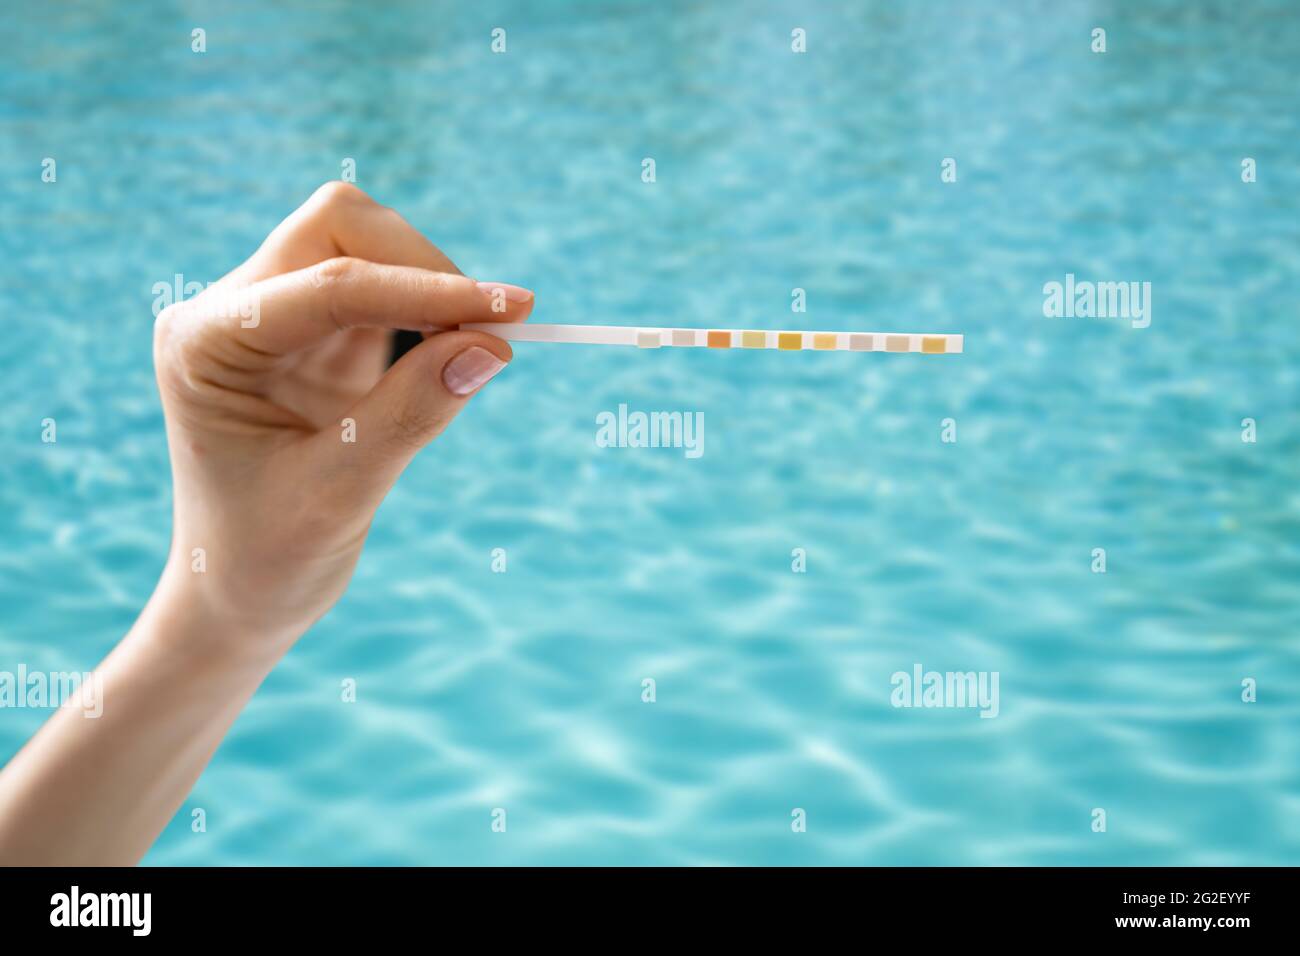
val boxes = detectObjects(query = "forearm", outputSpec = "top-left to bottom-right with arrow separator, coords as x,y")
0,571 -> 295,865
0,184 -> 519,867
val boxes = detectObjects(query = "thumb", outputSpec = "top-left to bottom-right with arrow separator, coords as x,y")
327,330 -> 512,495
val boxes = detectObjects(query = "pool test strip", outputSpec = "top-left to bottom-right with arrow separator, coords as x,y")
459,324 -> 963,354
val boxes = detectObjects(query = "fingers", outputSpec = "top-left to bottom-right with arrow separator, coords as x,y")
207,258 -> 534,357
222,182 -> 461,287
319,331 -> 514,497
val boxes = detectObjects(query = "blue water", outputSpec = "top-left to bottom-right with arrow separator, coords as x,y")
2,1 -> 1299,865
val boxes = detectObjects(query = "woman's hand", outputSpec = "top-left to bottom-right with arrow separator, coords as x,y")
0,183 -> 533,865
154,181 -> 533,652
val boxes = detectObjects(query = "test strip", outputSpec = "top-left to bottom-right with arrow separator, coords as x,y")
459,324 -> 963,354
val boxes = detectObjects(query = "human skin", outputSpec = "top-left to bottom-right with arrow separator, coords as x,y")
0,182 -> 534,865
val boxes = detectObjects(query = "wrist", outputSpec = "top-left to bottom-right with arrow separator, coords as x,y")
140,560 -> 309,674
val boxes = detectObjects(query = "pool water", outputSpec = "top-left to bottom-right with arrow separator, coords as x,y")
1,0 -> 1298,865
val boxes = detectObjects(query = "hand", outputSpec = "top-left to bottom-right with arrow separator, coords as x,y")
0,182 -> 537,866
153,181 -> 533,650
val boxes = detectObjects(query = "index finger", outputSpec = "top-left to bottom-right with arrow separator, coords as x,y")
223,258 -> 533,356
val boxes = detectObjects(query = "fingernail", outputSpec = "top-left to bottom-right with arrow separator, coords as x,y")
443,346 -> 506,396
475,281 -> 534,304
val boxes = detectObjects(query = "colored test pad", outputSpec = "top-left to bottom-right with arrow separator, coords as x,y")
459,324 -> 963,354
